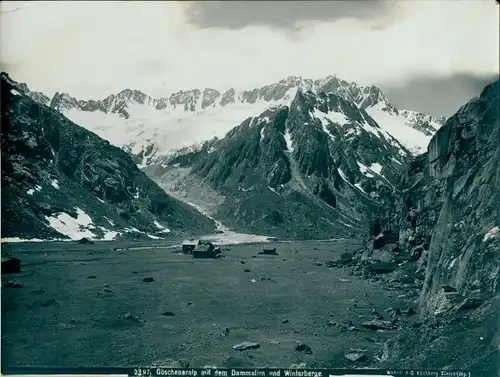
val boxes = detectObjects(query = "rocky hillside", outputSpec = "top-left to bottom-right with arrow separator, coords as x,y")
146,89 -> 412,240
47,75 -> 444,164
355,79 -> 499,369
0,73 -> 215,241
396,79 -> 499,316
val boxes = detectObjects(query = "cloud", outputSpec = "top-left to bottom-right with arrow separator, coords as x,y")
382,72 -> 500,117
184,1 -> 391,30
0,0 -> 497,117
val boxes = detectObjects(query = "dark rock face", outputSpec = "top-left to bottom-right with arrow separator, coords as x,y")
419,80 -> 500,315
375,81 -> 499,313
0,73 -> 215,240
369,80 -> 500,369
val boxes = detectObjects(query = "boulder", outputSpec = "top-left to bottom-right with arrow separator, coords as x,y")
339,251 -> 354,264
152,360 -> 190,368
232,341 -> 260,351
361,319 -> 397,330
441,285 -> 457,293
344,348 -> 368,362
367,262 -> 398,274
456,297 -> 486,311
289,363 -> 307,369
372,248 -> 393,263
5,280 -> 23,288
259,248 -> 278,255
295,342 -> 313,354
1,257 -> 21,274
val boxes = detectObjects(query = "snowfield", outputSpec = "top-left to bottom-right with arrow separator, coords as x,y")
62,89 -> 300,160
56,77 -> 443,165
365,103 -> 437,155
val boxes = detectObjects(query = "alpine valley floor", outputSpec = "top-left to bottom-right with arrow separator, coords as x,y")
2,238 -> 419,369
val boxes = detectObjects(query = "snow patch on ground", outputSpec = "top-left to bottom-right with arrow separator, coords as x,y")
1,237 -> 47,243
199,232 -> 274,246
268,186 -> 280,195
338,168 -> 373,200
337,168 -> 350,183
357,161 -> 381,178
369,163 -> 383,175
260,125 -> 266,141
483,226 -> 499,242
27,188 -> 35,195
312,108 -> 349,126
97,226 -> 120,241
154,220 -> 171,233
147,234 -> 163,240
45,207 -> 96,240
391,157 -> 403,165
10,89 -> 21,96
354,183 -> 368,194
320,122 -> 336,142
338,220 -> 354,229
51,179 -> 60,190
97,198 -> 105,204
104,217 -> 115,226
344,127 -> 361,138
357,161 -> 369,173
366,104 -> 433,155
124,227 -> 146,234
284,129 -> 294,152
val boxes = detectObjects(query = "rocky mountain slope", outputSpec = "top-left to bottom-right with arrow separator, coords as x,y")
0,73 -> 215,241
357,79 -> 499,369
47,76 -> 445,165
145,88 -> 413,240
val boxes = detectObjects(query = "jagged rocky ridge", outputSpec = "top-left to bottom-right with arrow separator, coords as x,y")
358,79 -> 500,369
146,89 -> 412,240
0,73 -> 215,241
46,75 -> 445,163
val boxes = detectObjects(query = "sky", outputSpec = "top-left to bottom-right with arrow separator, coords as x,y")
0,0 -> 498,116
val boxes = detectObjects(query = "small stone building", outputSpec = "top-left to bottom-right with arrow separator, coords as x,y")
182,242 -> 197,253
192,242 -> 217,258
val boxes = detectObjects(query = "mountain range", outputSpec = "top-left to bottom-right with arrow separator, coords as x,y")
146,87 -> 415,239
45,75 -> 445,166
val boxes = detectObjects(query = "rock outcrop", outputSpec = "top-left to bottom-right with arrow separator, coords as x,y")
419,80 -> 499,315
363,79 -> 499,369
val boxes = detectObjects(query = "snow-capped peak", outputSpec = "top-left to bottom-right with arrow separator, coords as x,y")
41,74 -> 446,164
